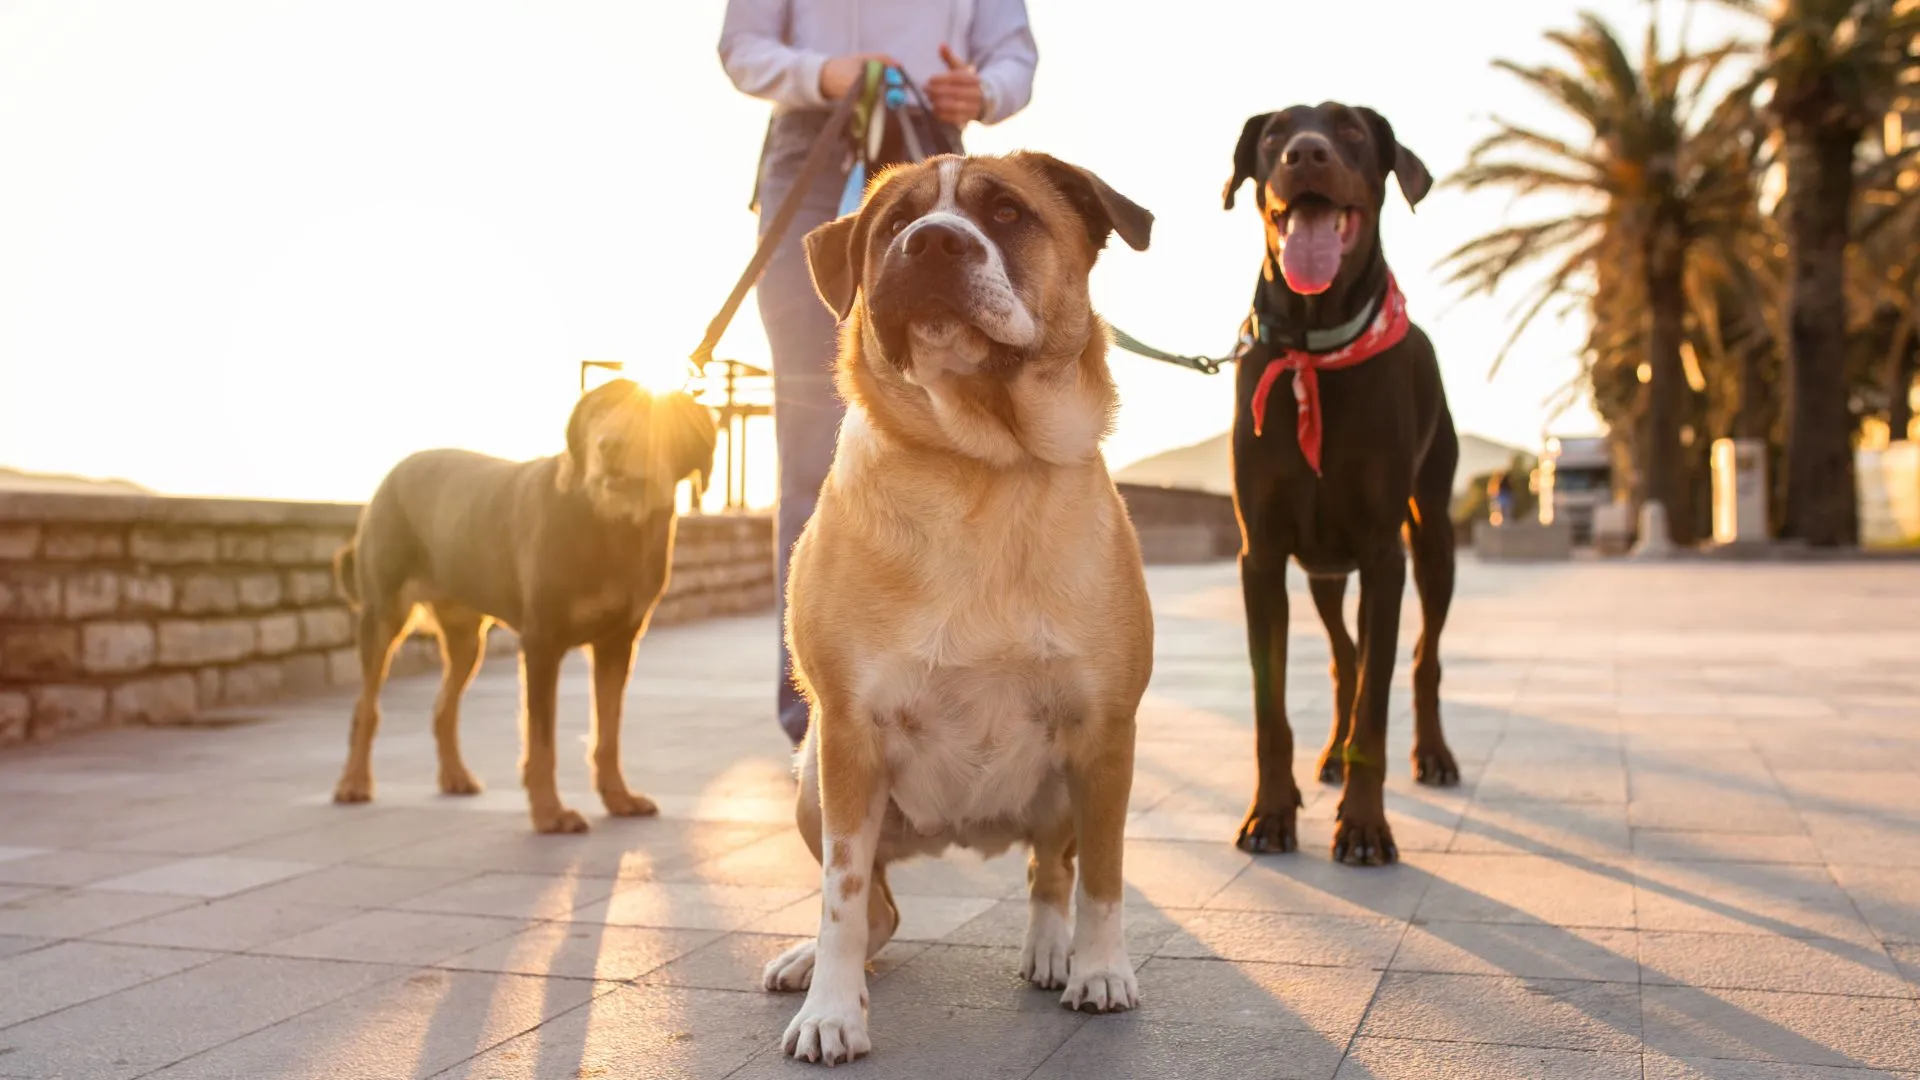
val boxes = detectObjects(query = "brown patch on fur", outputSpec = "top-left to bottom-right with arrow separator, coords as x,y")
838,873 -> 866,900
829,840 -> 851,870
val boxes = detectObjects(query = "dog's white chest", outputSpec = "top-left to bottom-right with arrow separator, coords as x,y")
858,585 -> 1088,842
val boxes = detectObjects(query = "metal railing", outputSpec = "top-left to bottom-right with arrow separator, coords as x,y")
577,359 -> 772,513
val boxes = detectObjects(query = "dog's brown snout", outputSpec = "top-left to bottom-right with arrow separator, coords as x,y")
1280,134 -> 1333,170
901,221 -> 984,262
596,433 -> 627,460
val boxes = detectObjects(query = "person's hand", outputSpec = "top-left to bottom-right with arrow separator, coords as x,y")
926,43 -> 985,125
819,52 -> 898,101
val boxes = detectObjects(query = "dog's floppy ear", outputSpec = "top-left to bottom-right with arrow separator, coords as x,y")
1356,107 -> 1432,210
657,391 -> 718,505
1224,112 -> 1274,211
804,210 -> 871,322
1018,152 -> 1153,253
557,378 -> 629,492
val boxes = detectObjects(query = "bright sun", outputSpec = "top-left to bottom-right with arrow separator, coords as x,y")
582,355 -> 695,396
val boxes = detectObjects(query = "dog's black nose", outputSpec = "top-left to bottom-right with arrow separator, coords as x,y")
1281,135 -> 1333,169
901,220 -> 984,262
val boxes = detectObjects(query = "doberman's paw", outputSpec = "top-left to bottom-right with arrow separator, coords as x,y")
1331,808 -> 1398,866
1313,746 -> 1345,785
1236,800 -> 1301,855
1412,744 -> 1461,787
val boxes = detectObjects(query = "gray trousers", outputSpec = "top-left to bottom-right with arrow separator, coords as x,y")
755,110 -> 958,745
757,111 -> 849,745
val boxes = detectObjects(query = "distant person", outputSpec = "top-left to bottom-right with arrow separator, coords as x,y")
719,0 -> 1038,746
1488,472 -> 1513,527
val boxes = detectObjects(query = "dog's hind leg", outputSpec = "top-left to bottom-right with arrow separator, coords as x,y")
428,603 -> 488,796
334,602 -> 411,804
1236,551 -> 1302,854
1408,485 -> 1461,787
1308,573 -> 1357,785
1020,816 -> 1075,990
588,627 -> 657,818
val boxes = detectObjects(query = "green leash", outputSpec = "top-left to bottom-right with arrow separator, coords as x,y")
1106,324 -> 1231,375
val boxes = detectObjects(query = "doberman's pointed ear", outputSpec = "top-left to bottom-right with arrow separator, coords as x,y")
1224,112 -> 1275,211
1018,152 -> 1154,253
1356,107 -> 1432,209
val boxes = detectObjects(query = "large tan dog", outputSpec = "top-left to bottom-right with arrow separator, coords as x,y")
764,153 -> 1155,1065
331,379 -> 715,833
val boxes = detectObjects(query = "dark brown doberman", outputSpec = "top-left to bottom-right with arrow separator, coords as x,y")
1222,102 -> 1461,865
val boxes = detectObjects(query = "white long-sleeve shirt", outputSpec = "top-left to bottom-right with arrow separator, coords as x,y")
718,0 -> 1037,125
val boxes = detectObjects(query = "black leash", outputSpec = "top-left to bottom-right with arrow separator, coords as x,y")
686,82 -> 865,378
687,64 -> 956,379
685,65 -> 1228,384
1107,325 -> 1232,375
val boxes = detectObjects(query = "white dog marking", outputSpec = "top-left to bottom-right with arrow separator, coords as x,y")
1020,898 -> 1073,990
896,159 -> 1037,361
781,788 -> 888,1065
1063,892 -> 1137,1012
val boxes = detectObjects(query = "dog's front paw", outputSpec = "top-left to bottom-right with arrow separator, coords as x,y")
332,773 -> 373,804
781,989 -> 870,1065
599,788 -> 659,817
438,766 -> 483,796
1236,788 -> 1302,854
763,938 -> 817,993
1411,744 -> 1461,787
531,806 -> 590,834
1332,805 -> 1398,866
1313,745 -> 1344,785
1061,953 -> 1138,1013
1019,904 -> 1071,990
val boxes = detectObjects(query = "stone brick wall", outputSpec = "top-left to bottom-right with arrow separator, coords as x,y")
0,492 -> 774,744
1118,483 -> 1242,564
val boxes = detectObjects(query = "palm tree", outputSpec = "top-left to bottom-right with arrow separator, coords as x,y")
1715,0 -> 1920,545
1446,12 -> 1753,545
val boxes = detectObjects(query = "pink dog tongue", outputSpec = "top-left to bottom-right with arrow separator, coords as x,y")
1281,206 -> 1343,295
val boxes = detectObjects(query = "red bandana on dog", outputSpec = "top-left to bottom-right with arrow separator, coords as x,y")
1250,273 -> 1409,476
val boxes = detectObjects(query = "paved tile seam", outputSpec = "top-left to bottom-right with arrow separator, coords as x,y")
1328,842 -> 1449,1076
128,968 -> 629,1080
0,949 -> 229,1038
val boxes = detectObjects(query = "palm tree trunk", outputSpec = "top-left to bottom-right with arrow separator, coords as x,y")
1644,260 -> 1692,545
1889,329 -> 1916,443
1779,126 -> 1861,546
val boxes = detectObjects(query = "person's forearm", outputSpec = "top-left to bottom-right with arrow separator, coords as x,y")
976,58 -> 1033,124
969,0 -> 1036,124
718,0 -> 829,109
719,33 -> 831,109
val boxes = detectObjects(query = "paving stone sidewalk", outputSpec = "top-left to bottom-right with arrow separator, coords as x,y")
0,558 -> 1916,1079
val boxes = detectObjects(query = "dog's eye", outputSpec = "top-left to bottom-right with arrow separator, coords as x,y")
1339,125 -> 1365,142
888,215 -> 911,235
991,199 -> 1022,225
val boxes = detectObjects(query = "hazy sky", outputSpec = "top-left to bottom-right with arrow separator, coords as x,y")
0,1 -> 1749,504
